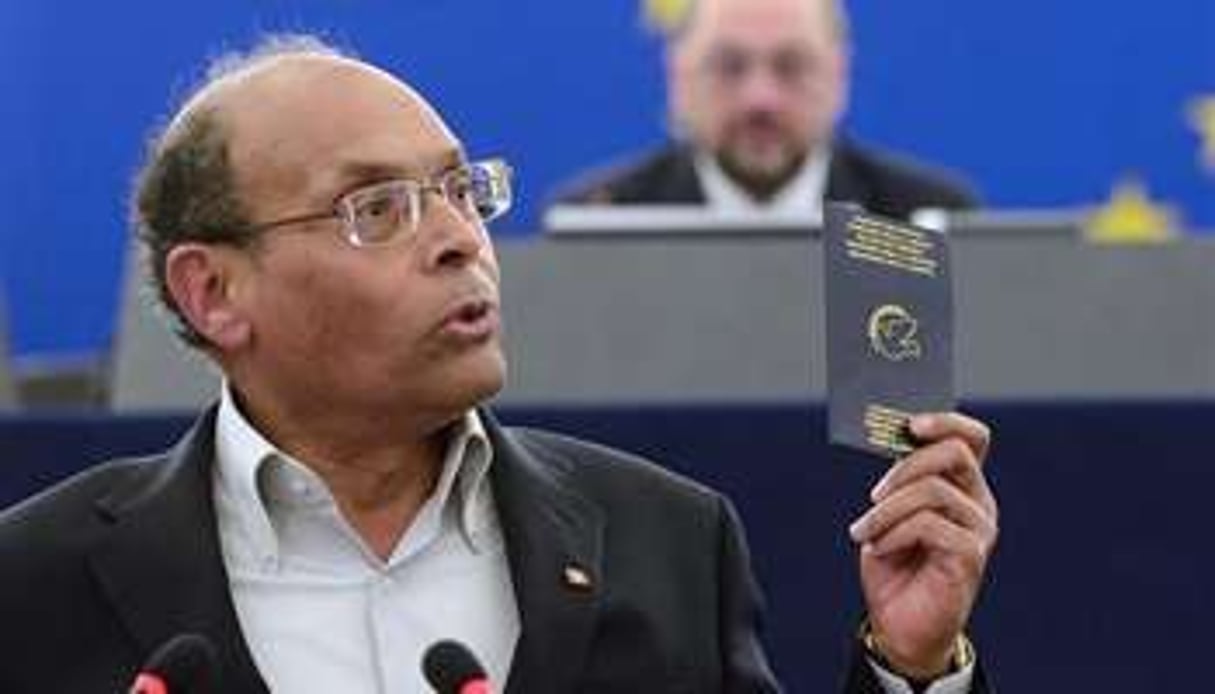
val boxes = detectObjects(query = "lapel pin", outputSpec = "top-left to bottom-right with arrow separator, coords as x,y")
562,564 -> 594,593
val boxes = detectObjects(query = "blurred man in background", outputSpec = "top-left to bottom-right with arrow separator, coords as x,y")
552,0 -> 977,221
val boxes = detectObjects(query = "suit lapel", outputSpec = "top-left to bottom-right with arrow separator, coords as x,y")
484,412 -> 605,694
826,139 -> 875,207
88,408 -> 267,694
666,146 -> 708,204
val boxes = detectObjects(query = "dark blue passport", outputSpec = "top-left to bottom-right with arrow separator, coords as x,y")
823,203 -> 955,459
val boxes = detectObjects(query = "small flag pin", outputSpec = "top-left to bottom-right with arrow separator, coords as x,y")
562,564 -> 594,592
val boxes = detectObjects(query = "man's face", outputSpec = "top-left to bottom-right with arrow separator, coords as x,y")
219,57 -> 506,421
670,0 -> 848,199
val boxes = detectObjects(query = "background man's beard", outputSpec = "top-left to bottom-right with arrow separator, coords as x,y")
717,146 -> 808,202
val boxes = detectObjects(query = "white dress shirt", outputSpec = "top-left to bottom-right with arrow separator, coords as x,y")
693,146 -> 832,223
212,387 -> 519,693
872,657 -> 973,694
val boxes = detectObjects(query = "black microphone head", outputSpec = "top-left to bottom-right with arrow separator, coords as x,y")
422,640 -> 487,693
143,633 -> 219,692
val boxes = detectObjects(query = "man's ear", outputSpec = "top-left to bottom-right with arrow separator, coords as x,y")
665,43 -> 694,136
829,38 -> 852,121
163,243 -> 253,351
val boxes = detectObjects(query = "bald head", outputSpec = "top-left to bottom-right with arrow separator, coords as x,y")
666,0 -> 850,200
212,54 -> 456,222
671,0 -> 847,45
132,36 -> 460,346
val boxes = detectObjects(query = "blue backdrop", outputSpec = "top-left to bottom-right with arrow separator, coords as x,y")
2,0 -> 1213,358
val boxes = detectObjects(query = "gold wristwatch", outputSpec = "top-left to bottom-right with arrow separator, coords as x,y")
860,619 -> 975,680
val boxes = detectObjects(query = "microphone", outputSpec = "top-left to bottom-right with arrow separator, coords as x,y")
422,640 -> 492,694
128,633 -> 219,694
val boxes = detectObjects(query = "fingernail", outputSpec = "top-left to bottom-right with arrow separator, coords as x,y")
910,414 -> 933,436
849,518 -> 865,541
870,472 -> 891,501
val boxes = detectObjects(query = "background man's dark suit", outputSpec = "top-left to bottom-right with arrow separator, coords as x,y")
552,139 -> 977,221
0,408 -> 986,693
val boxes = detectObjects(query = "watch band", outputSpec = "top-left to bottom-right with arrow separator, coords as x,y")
859,619 -> 975,684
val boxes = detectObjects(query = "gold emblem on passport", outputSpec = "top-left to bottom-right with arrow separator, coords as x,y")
864,404 -> 916,455
867,304 -> 922,362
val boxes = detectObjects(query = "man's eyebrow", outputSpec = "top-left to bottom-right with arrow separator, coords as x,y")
334,147 -> 469,184
334,161 -> 407,184
436,147 -> 469,171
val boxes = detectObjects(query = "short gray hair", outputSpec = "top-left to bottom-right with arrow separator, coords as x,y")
130,33 -> 350,347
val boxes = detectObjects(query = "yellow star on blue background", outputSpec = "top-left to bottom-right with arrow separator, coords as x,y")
642,0 -> 694,35
1086,176 -> 1177,243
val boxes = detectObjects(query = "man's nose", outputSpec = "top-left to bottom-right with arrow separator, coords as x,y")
736,63 -> 791,112
421,192 -> 490,269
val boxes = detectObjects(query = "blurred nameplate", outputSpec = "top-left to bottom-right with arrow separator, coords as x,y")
824,203 -> 955,459
543,204 -> 820,237
910,207 -> 1083,237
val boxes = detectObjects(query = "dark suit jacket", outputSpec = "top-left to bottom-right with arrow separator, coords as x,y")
550,139 -> 978,221
0,408 -> 986,693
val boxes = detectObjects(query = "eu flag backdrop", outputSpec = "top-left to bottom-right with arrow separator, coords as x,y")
0,0 -> 1211,358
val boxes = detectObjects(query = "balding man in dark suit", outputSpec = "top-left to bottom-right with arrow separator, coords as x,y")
0,33 -> 997,693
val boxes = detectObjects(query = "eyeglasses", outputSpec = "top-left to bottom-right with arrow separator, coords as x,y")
246,158 -> 513,247
700,47 -> 820,91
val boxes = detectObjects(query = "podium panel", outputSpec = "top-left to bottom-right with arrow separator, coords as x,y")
110,233 -> 1215,410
